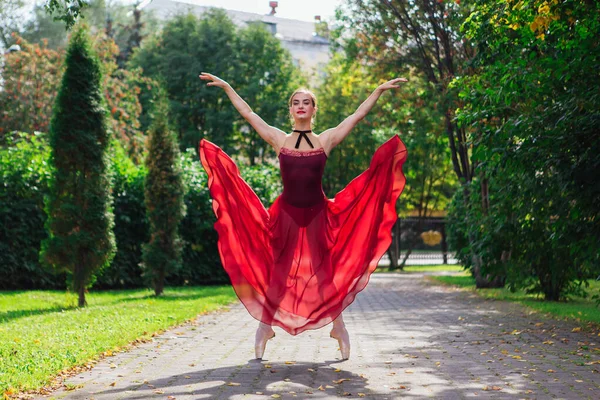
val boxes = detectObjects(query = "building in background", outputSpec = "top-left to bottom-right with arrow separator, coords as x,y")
138,0 -> 330,75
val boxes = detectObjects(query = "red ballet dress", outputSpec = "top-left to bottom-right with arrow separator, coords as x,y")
199,134 -> 407,335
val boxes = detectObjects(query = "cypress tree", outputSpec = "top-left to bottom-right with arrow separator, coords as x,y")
41,25 -> 116,307
142,90 -> 186,296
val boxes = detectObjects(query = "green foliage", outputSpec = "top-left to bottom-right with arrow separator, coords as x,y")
94,140 -> 148,289
0,132 -> 65,289
44,0 -> 89,30
129,9 -> 300,153
40,25 -> 116,305
449,0 -> 600,300
234,22 -> 302,164
0,133 -> 282,289
130,10 -> 239,151
142,91 -> 186,295
316,55 -> 386,194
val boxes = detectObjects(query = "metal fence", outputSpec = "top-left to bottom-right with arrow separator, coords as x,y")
380,217 -> 458,266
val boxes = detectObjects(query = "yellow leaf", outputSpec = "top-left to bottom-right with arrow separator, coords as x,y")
109,363 -> 117,369
358,394 -> 366,397
572,327 -> 581,333
154,389 -> 165,394
333,378 -> 350,384
227,382 -> 241,386
547,369 -> 555,373
405,370 -> 414,374
285,361 -> 295,365
271,395 -> 281,399
318,385 -> 325,391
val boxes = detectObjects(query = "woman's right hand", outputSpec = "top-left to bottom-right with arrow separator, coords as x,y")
199,72 -> 230,89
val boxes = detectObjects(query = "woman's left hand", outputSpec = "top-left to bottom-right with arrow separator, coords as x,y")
377,77 -> 408,91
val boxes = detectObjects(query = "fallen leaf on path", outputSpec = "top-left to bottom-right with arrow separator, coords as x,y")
547,369 -> 556,373
153,389 -> 164,394
333,378 -> 350,384
271,395 -> 281,399
542,340 -> 554,345
482,386 -> 502,391
405,370 -> 414,374
572,327 -> 582,333
285,361 -> 295,365
318,385 -> 325,391
358,394 -> 366,397
391,385 -> 407,389
109,382 -> 116,387
109,363 -> 117,369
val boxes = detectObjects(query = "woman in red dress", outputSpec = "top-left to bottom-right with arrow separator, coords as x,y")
198,72 -> 408,360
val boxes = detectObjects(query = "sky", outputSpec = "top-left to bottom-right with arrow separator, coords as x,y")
136,0 -> 345,22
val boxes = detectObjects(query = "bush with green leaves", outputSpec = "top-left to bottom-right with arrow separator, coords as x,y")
1,133 -> 283,289
0,132 -> 64,289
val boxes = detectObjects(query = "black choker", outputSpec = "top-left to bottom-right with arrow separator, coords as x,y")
292,130 -> 314,149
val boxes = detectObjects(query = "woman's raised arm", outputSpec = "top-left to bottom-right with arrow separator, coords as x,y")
320,77 -> 407,153
199,72 -> 285,150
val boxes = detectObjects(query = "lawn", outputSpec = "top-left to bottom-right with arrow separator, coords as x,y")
430,274 -> 600,326
0,286 -> 236,396
376,264 -> 464,273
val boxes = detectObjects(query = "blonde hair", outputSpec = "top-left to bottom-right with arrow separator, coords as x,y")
288,88 -> 318,127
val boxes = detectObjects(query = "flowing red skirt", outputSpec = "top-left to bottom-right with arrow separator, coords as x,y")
199,135 -> 407,335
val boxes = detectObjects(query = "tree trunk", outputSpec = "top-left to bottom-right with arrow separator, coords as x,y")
154,268 -> 165,296
463,185 -> 504,288
387,221 -> 401,270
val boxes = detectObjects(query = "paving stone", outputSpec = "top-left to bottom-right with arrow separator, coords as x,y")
38,273 -> 600,399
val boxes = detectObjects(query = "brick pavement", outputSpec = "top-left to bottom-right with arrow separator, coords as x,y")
39,273 -> 600,399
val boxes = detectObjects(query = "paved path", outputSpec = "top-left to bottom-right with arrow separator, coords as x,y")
40,273 -> 600,399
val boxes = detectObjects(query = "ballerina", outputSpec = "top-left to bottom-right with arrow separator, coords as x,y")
198,72 -> 408,360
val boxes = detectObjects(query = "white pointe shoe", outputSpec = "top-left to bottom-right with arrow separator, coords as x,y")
255,325 -> 275,359
330,325 -> 350,360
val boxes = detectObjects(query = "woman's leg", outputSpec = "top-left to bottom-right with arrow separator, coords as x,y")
330,313 -> 350,360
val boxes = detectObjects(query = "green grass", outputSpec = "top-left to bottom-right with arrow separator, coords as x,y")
430,275 -> 600,326
0,286 -> 236,395
376,264 -> 464,273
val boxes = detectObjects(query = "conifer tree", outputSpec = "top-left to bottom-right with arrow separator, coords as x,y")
41,25 -> 116,307
142,90 -> 186,296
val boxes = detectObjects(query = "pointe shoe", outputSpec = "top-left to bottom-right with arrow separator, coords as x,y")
255,326 -> 275,359
330,326 -> 350,360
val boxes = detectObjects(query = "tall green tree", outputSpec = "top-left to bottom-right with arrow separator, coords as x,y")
142,89 -> 186,296
234,22 -> 302,164
40,25 -> 116,307
448,0 -> 600,300
337,0 -> 504,287
130,9 -> 300,154
130,10 -> 239,151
